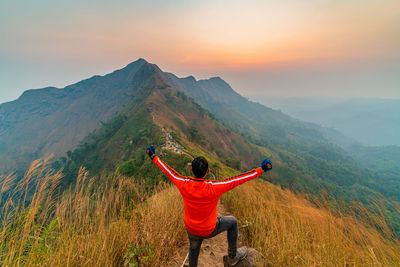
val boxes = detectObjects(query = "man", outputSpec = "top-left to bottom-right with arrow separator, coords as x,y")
146,145 -> 272,266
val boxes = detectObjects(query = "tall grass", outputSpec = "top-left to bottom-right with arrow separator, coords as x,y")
223,180 -> 400,266
2,160 -> 400,266
0,160 -> 186,266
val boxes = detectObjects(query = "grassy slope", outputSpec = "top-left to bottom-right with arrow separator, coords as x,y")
60,74 -> 267,189
224,181 -> 400,266
1,158 -> 399,266
148,87 -> 266,169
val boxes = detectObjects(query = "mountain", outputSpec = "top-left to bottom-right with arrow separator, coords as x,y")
2,59 -> 400,232
0,59 -> 151,173
47,60 -> 397,209
60,61 -> 265,186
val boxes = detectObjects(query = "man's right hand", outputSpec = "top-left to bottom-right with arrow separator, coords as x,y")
146,145 -> 156,160
261,159 -> 272,172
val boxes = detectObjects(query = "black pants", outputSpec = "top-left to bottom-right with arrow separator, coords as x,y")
186,216 -> 238,267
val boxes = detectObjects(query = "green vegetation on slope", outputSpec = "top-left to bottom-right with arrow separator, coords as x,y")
164,71 -> 400,236
348,144 -> 400,199
59,87 -> 264,190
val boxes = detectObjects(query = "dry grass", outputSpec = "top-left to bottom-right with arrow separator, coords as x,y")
2,160 -> 400,266
223,180 -> 400,266
0,160 -> 186,266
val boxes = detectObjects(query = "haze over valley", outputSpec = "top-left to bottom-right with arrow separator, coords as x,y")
251,96 -> 400,147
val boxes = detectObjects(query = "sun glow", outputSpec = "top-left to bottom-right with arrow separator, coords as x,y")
1,0 -> 399,100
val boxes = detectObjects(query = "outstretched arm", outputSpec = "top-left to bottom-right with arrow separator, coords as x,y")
212,159 -> 272,195
146,145 -> 187,188
212,168 -> 262,195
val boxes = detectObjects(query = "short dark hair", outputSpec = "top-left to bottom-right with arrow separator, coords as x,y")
192,156 -> 208,178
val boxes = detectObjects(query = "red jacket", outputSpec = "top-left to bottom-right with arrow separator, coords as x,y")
153,156 -> 262,237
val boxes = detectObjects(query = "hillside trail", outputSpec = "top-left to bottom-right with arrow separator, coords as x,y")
166,201 -> 247,267
160,129 -> 249,266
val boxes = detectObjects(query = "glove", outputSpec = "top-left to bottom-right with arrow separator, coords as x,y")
261,159 -> 272,172
146,145 -> 156,160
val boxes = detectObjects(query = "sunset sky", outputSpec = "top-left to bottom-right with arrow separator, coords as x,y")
1,0 -> 399,103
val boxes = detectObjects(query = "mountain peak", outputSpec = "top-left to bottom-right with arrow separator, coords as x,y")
117,58 -> 166,79
120,58 -> 148,72
16,87 -> 62,103
209,76 -> 223,81
208,76 -> 229,86
184,75 -> 196,82
130,57 -> 148,65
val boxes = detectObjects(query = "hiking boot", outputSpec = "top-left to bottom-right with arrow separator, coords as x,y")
227,246 -> 247,265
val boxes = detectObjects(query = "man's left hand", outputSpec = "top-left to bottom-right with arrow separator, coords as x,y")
261,159 -> 272,172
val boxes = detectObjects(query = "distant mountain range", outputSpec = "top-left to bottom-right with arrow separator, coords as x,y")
252,97 -> 400,146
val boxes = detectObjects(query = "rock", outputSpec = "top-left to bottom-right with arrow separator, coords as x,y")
223,248 -> 259,267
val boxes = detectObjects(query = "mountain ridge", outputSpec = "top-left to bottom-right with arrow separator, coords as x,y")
1,59 -> 399,207
0,58 -> 270,174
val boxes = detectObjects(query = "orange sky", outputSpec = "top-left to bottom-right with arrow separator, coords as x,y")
0,0 -> 399,101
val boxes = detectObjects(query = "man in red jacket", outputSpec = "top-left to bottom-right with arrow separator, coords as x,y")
146,145 -> 272,266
